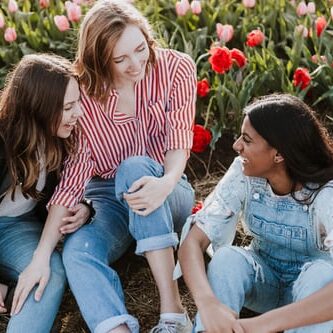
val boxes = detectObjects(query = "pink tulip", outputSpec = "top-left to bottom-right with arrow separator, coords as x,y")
175,0 -> 190,16
307,2 -> 315,14
0,14 -> 5,29
295,24 -> 308,37
39,0 -> 50,8
190,0 -> 202,15
311,55 -> 327,64
242,0 -> 256,8
54,15 -> 70,31
65,1 -> 81,23
331,7 -> 333,20
8,0 -> 18,13
216,23 -> 234,43
4,27 -> 17,42
296,1 -> 307,16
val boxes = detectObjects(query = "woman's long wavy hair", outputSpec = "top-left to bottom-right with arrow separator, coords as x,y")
245,94 -> 333,200
0,53 -> 77,200
75,0 -> 156,103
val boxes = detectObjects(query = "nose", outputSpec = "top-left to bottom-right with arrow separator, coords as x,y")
232,136 -> 242,153
129,55 -> 141,71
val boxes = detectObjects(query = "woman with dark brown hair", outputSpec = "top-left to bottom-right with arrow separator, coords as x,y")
0,53 -> 90,332
179,94 -> 333,333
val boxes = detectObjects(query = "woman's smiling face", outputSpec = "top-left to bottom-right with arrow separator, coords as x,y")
111,24 -> 150,87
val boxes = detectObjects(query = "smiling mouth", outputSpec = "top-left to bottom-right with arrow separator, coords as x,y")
240,156 -> 249,164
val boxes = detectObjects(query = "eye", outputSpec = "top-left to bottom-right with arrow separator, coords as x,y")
137,46 -> 146,52
242,135 -> 251,144
114,58 -> 124,64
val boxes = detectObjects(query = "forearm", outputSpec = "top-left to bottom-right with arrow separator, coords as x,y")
33,205 -> 70,261
162,149 -> 188,191
257,282 -> 333,332
178,227 -> 217,309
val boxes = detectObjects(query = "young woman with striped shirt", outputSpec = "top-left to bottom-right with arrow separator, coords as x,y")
11,1 -> 197,333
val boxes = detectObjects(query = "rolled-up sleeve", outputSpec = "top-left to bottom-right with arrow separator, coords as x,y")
165,54 -> 196,152
48,132 -> 95,207
313,184 -> 333,258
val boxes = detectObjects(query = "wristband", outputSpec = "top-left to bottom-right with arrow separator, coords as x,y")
80,198 -> 96,224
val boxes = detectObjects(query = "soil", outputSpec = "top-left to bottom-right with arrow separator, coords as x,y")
0,134 -> 258,333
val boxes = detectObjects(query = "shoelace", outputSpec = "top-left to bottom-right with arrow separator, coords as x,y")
150,320 -> 179,333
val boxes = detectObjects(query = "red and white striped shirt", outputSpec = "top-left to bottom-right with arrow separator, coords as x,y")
50,49 -> 197,207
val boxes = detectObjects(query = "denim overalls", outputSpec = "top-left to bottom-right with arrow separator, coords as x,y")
191,157 -> 333,332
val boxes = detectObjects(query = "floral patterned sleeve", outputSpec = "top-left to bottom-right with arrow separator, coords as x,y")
195,157 -> 247,251
313,183 -> 333,258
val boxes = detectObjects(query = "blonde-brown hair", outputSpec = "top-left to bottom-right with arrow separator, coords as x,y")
0,53 -> 77,200
75,0 -> 156,102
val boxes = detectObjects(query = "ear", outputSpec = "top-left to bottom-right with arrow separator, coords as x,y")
274,152 -> 284,163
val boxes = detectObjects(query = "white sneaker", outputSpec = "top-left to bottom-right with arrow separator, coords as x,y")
150,313 -> 193,333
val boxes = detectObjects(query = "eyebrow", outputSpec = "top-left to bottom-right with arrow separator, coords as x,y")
113,41 -> 146,60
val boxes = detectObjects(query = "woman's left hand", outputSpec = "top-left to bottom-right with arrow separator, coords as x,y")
59,203 -> 90,234
123,176 -> 172,216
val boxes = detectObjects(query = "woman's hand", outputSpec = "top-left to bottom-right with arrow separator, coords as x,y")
11,257 -> 50,315
123,176 -> 172,216
238,317 -> 275,333
59,203 -> 90,234
198,298 -> 245,333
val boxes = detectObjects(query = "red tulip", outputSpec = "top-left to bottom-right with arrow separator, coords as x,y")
293,67 -> 311,90
192,201 -> 203,214
315,16 -> 327,37
192,125 -> 212,153
246,29 -> 265,47
208,46 -> 232,74
230,48 -> 247,68
197,79 -> 210,97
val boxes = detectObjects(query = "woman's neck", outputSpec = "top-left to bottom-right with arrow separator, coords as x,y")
267,168 -> 300,196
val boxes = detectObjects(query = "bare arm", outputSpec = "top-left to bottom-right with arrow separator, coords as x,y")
239,282 -> 333,332
178,224 -> 244,333
11,205 -> 69,315
124,149 -> 188,215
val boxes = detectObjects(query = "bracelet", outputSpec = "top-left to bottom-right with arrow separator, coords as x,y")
80,198 -> 96,224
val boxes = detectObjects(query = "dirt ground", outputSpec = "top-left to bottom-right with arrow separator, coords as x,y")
0,134 -> 256,333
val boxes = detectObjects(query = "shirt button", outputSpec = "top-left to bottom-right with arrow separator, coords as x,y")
253,193 -> 260,200
303,205 -> 308,211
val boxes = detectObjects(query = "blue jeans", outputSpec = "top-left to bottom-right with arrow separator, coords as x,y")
62,156 -> 194,333
0,210 -> 66,333
194,246 -> 333,332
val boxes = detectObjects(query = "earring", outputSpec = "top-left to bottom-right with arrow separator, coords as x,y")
274,156 -> 280,163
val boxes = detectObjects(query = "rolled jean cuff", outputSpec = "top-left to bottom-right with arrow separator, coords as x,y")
94,314 -> 139,333
135,232 -> 179,256
194,313 -> 204,333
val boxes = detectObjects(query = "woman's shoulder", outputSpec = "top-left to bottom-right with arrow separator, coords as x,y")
155,48 -> 196,74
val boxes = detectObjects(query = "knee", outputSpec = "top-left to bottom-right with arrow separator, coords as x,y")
293,260 -> 333,300
115,156 -> 162,190
207,246 -> 251,281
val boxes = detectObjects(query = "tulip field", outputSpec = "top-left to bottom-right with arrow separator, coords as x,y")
0,0 -> 333,151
